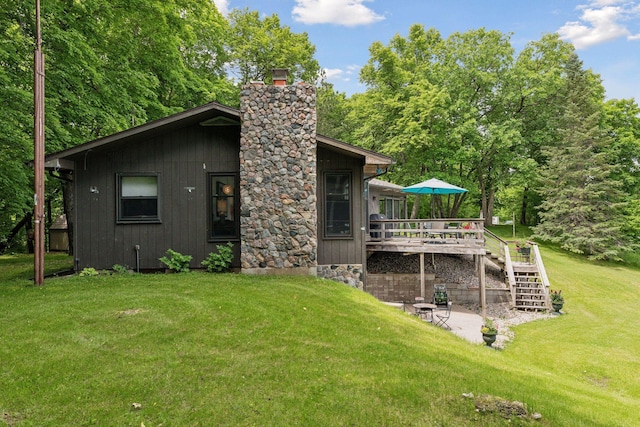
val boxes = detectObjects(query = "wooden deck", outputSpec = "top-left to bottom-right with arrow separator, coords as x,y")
366,219 -> 486,255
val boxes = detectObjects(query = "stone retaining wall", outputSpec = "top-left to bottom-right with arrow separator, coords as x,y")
366,273 -> 510,304
317,264 -> 364,289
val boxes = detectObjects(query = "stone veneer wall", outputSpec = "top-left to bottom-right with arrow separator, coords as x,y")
317,264 -> 364,289
239,82 -> 317,274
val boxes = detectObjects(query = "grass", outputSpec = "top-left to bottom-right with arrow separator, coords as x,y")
1,252 -> 639,426
0,252 -> 73,281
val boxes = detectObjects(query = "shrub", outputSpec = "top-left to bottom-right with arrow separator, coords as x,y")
481,318 -> 498,335
159,249 -> 192,273
79,267 -> 99,277
112,264 -> 129,274
201,242 -> 234,273
550,290 -> 564,304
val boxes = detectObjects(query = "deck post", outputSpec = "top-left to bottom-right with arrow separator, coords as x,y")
420,252 -> 425,298
479,255 -> 486,318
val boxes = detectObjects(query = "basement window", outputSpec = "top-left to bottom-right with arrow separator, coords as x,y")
117,174 -> 160,223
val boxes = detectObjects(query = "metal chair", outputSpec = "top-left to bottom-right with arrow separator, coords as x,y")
434,301 -> 452,329
432,284 -> 449,307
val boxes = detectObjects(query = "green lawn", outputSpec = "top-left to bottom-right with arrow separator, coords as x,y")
1,251 -> 639,426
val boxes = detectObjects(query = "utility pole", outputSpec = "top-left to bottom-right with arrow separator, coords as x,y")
34,0 -> 45,285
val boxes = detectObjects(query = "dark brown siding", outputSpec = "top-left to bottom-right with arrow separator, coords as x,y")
72,124 -> 240,270
317,146 -> 365,266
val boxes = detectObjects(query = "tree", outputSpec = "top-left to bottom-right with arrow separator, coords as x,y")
534,54 -> 629,260
316,79 -> 350,139
0,0 -> 233,251
602,98 -> 640,244
226,8 -> 320,86
346,26 -> 574,221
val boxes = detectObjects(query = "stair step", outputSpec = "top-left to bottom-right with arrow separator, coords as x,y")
515,301 -> 547,306
516,297 -> 546,303
513,266 -> 539,273
514,306 -> 548,311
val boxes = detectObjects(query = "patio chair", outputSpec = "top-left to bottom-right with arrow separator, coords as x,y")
432,284 -> 449,307
434,301 -> 452,329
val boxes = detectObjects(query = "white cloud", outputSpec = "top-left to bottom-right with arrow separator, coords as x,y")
558,1 -> 640,49
323,65 -> 362,83
346,64 -> 361,74
213,0 -> 229,16
324,68 -> 345,80
292,0 -> 385,26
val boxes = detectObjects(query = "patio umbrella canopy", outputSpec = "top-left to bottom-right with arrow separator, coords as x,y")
402,178 -> 468,195
402,178 -> 468,218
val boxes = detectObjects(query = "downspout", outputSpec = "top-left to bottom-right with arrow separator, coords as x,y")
134,245 -> 140,273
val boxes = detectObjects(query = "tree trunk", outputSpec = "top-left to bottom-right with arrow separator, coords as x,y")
520,189 -> 528,225
26,212 -> 34,254
450,193 -> 467,218
485,189 -> 495,227
62,172 -> 74,256
410,195 -> 421,219
0,212 -> 32,254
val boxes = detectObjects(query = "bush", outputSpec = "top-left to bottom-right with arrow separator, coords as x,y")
159,249 -> 192,273
201,242 -> 234,273
112,264 -> 129,274
79,267 -> 99,277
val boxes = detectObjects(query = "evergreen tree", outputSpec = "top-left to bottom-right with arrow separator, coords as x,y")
534,53 -> 628,260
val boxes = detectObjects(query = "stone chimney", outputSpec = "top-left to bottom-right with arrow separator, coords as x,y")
271,68 -> 289,86
239,70 -> 318,275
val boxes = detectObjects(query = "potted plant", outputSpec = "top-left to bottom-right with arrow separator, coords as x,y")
516,240 -> 531,256
550,289 -> 564,313
481,319 -> 498,347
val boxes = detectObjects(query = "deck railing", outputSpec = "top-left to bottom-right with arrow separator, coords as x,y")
368,218 -> 485,245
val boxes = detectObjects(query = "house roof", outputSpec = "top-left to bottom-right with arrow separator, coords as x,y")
369,178 -> 404,192
368,178 -> 406,197
44,100 -> 394,174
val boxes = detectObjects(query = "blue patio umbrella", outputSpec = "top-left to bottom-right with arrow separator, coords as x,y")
402,178 -> 468,217
402,178 -> 468,195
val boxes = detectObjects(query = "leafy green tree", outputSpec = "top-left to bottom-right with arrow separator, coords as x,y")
0,1 -> 48,247
534,54 -> 629,260
602,98 -> 640,244
347,26 -> 575,221
0,0 -> 233,250
226,8 -> 320,86
316,79 -> 350,139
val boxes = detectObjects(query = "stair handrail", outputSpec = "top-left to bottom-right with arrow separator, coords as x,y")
503,243 -> 517,307
484,230 -> 517,308
484,229 -> 507,260
531,243 -> 551,308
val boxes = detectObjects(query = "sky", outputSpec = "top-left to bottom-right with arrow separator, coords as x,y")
214,0 -> 640,101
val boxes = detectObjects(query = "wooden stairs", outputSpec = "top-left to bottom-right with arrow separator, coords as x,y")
484,230 -> 550,311
512,263 -> 547,310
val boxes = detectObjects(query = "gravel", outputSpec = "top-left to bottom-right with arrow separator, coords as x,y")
367,252 -> 506,288
463,302 -> 555,349
368,253 -> 554,349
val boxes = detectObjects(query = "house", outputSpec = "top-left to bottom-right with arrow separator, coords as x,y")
44,74 -> 394,288
367,178 -> 407,220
